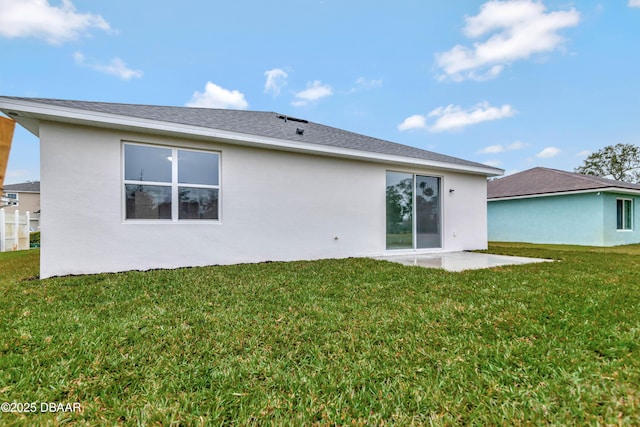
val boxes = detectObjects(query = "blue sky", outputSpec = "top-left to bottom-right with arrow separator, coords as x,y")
1,0 -> 639,184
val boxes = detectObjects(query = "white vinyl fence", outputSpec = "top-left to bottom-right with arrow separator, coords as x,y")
0,209 -> 30,252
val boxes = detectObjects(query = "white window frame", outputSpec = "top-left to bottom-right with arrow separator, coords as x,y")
616,198 -> 633,231
5,193 -> 18,206
123,142 -> 221,222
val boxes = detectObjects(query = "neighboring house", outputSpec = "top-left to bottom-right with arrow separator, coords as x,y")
0,96 -> 502,278
487,167 -> 640,246
1,181 -> 40,230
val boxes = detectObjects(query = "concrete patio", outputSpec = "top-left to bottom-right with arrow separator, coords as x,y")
376,251 -> 552,272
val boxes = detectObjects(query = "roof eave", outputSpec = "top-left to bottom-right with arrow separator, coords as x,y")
488,186 -> 640,201
0,97 -> 503,177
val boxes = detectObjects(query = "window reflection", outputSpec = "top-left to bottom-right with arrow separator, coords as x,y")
416,176 -> 441,248
386,172 -> 441,249
125,185 -> 171,219
179,187 -> 219,220
386,172 -> 413,249
124,143 -> 220,221
124,145 -> 172,182
178,150 -> 219,185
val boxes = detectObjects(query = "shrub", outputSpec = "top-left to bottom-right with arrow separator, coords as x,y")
30,231 -> 40,245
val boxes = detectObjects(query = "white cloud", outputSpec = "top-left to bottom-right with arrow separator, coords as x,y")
397,115 -> 427,131
478,140 -> 526,154
426,101 -> 515,132
399,102 -> 515,133
353,77 -> 383,90
479,144 -> 505,154
507,141 -> 526,150
346,77 -> 383,94
630,0 -> 640,8
435,0 -> 580,81
0,0 -> 110,45
483,160 -> 502,167
74,52 -> 142,80
576,149 -> 591,157
537,146 -> 561,158
292,80 -> 333,106
264,68 -> 288,97
186,82 -> 249,109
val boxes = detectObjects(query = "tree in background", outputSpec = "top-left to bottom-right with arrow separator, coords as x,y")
575,143 -> 640,183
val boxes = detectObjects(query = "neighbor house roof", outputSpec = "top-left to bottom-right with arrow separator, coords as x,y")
3,181 -> 40,193
0,96 -> 502,177
488,167 -> 640,200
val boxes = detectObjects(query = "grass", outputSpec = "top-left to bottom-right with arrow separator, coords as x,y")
0,245 -> 639,425
487,241 -> 640,255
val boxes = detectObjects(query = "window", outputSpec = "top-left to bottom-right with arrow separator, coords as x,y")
617,198 -> 633,231
5,193 -> 18,206
123,143 -> 219,221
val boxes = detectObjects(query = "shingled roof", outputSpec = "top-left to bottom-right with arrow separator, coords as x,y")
3,181 -> 40,192
488,167 -> 640,199
0,96 -> 501,175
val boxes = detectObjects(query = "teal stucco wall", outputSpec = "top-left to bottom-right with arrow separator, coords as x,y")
488,191 -> 640,246
602,192 -> 640,246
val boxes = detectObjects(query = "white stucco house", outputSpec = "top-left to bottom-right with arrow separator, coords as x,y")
0,96 -> 502,278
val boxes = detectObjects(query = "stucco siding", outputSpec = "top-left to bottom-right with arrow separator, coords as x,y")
441,172 -> 488,251
39,122 -> 489,278
488,193 -> 605,245
602,192 -> 640,246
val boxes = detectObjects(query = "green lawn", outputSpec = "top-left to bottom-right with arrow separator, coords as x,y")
1,245 -> 639,425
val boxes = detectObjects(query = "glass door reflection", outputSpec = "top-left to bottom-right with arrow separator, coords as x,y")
386,172 -> 441,250
416,175 -> 441,248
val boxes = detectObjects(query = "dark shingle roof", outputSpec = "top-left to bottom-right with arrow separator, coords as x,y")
488,167 -> 640,199
3,181 -> 40,192
0,97 -> 498,172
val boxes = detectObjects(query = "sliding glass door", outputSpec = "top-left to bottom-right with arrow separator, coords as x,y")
386,172 -> 414,249
415,175 -> 441,249
386,172 -> 441,250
